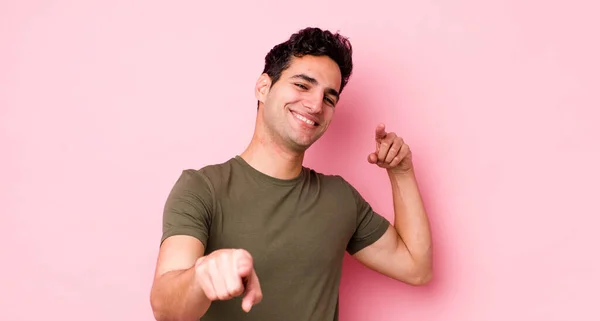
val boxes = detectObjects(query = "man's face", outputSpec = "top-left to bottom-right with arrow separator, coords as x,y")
256,55 -> 342,153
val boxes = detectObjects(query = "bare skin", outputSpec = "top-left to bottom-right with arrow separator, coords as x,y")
149,54 -> 432,321
241,55 -> 342,179
150,237 -> 263,321
355,124 -> 433,285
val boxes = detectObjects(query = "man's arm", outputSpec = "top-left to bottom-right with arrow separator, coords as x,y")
150,235 -> 211,321
150,170 -> 214,321
352,169 -> 433,286
352,123 -> 433,286
150,169 -> 263,320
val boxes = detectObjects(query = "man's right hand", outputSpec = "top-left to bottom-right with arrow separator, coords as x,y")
194,249 -> 263,312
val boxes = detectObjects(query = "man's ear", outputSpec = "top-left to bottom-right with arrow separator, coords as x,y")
255,73 -> 271,103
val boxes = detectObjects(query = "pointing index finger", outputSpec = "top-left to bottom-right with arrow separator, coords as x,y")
375,123 -> 387,139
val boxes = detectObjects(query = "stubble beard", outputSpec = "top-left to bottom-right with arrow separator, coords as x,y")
268,117 -> 314,155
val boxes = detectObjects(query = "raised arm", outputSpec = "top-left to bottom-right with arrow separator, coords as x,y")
353,124 -> 433,286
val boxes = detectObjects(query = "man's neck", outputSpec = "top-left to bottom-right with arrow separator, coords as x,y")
240,133 -> 305,180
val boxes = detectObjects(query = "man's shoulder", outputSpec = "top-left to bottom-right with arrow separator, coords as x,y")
304,167 -> 355,196
308,169 -> 344,183
175,156 -> 239,188
194,157 -> 238,176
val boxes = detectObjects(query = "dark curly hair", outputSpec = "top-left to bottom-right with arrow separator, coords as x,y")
262,27 -> 354,94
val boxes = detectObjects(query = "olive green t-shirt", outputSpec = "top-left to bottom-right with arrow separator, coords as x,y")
161,156 -> 389,321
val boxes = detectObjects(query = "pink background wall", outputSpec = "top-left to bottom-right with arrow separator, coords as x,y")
2,1 -> 599,320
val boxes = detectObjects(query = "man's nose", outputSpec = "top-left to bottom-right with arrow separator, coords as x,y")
304,93 -> 323,113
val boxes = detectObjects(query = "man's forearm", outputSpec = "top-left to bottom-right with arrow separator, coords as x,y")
150,266 -> 211,321
388,169 -> 433,274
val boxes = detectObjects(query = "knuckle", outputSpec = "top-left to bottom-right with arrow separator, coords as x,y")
205,292 -> 215,301
218,252 -> 230,264
237,249 -> 253,264
234,248 -> 246,258
230,285 -> 243,296
208,256 -> 218,269
218,250 -> 230,259
227,285 -> 237,296
196,261 -> 209,274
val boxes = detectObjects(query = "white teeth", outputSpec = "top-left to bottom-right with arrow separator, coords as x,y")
293,112 -> 315,126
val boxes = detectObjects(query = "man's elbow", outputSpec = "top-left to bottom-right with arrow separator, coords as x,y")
149,283 -> 179,321
150,289 -> 167,321
411,269 -> 433,286
404,264 -> 433,286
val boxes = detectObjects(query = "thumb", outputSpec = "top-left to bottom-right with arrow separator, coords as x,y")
367,152 -> 378,164
241,270 -> 262,312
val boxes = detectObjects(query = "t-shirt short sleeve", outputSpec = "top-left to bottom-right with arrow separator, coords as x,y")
342,179 -> 390,255
161,169 -> 214,247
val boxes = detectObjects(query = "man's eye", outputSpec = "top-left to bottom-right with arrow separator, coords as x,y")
325,97 -> 335,105
295,83 -> 308,90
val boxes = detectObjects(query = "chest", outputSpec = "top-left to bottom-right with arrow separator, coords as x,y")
205,187 -> 357,276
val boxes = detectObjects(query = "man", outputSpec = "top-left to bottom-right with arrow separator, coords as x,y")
150,27 -> 433,321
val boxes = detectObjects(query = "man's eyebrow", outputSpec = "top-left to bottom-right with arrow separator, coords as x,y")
291,73 -> 318,84
325,88 -> 340,100
290,73 -> 340,99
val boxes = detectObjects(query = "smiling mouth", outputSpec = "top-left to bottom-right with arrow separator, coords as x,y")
291,111 -> 319,127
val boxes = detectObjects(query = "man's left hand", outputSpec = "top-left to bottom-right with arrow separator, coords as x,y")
367,123 -> 414,174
